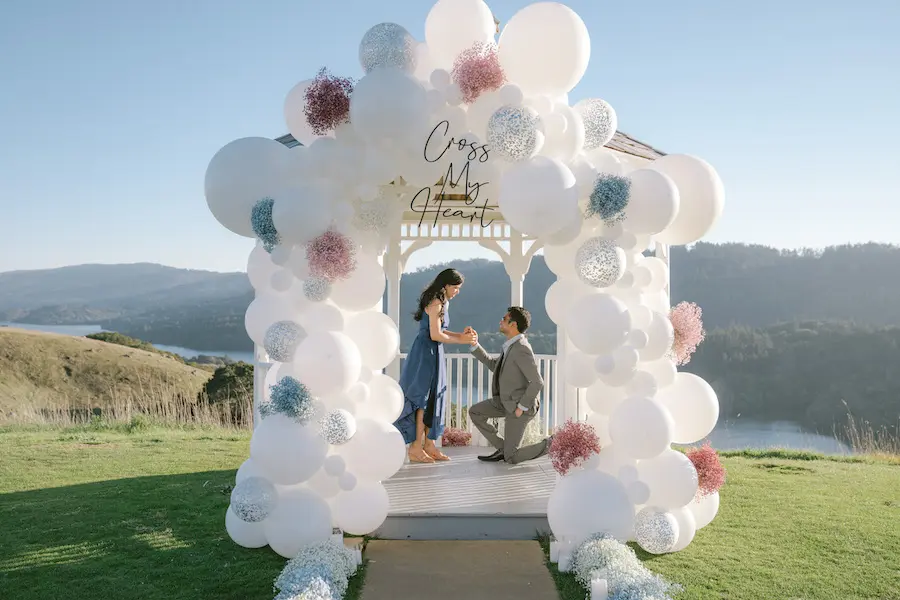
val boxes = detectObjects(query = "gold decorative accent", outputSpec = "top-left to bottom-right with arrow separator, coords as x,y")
494,15 -> 500,34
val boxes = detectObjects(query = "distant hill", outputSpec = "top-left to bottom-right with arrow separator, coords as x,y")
0,327 -> 212,414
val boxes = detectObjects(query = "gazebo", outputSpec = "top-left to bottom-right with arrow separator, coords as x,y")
257,131 -> 671,446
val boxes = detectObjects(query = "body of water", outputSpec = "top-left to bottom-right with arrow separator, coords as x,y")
1,322 -> 254,364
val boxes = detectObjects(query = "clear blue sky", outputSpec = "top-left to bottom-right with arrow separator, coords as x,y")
1,0 -> 897,274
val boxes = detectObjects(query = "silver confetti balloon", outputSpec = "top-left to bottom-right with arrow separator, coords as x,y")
574,236 -> 626,288
574,98 -> 618,151
634,507 -> 679,554
319,409 -> 357,445
230,476 -> 277,523
263,320 -> 306,363
486,105 -> 543,162
358,22 -> 418,74
303,276 -> 332,302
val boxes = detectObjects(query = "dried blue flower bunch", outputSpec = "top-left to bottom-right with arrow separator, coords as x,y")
251,197 -> 279,252
587,174 -> 631,224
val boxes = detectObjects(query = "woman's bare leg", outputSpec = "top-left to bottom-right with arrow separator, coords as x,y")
423,427 -> 450,461
408,409 -> 433,463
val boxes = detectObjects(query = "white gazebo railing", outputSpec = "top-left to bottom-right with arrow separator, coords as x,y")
399,352 -> 560,446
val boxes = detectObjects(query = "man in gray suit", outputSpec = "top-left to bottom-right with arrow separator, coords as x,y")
466,306 -> 552,464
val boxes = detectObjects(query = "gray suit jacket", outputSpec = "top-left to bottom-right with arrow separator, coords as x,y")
471,337 -> 544,414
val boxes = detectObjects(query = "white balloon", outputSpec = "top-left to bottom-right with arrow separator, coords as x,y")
498,2 -> 590,96
627,329 -> 649,350
270,268 -> 294,293
637,448 -> 699,509
640,257 -> 670,295
338,471 -> 358,492
626,480 -> 651,505
297,301 -> 346,333
585,379 -> 627,415
247,243 -> 279,292
350,68 -> 428,148
271,184 -> 335,245
630,305 -> 654,330
566,293 -> 631,355
651,155 -> 725,245
499,84 -> 524,106
424,0 -> 496,68
245,294 -> 297,346
544,279 -> 598,325
540,103 -> 585,163
498,156 -> 578,237
596,345 -> 639,387
323,454 -> 346,477
624,168 -> 680,235
356,374 -> 404,422
305,468 -> 341,499
669,506 -> 698,552
293,331 -> 362,397
640,310 -> 675,362
634,507 -> 679,554
225,507 -> 267,548
330,256 -> 386,311
346,311 -> 400,370
465,90 -> 502,139
565,350 -> 598,388
250,415 -> 328,485
625,370 -> 659,398
547,469 -> 634,544
642,289 -> 671,315
608,397 -> 675,460
332,481 -> 391,535
236,458 -> 263,485
585,412 -> 612,446
335,418 -> 406,483
205,137 -> 290,237
586,443 -> 637,475
263,487 -> 333,557
588,148 -> 624,176
430,68 -> 452,91
642,358 -> 678,389
689,491 -> 720,529
284,80 -> 323,146
657,373 -> 720,444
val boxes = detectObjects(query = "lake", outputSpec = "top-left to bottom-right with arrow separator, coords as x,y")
2,322 -> 854,454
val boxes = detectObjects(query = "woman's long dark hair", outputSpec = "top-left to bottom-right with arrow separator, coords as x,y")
413,268 -> 464,322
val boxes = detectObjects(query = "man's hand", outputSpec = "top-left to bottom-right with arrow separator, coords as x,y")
463,327 -> 477,345
515,407 -> 524,417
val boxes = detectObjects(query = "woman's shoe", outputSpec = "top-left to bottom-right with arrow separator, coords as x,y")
424,445 -> 451,461
408,447 -> 435,463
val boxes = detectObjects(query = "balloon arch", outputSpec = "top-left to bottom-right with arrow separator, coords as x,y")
208,0 -> 724,562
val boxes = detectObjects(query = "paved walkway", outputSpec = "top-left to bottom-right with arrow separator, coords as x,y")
360,540 -> 559,600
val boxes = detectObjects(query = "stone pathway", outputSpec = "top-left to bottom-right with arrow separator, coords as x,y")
360,540 -> 559,600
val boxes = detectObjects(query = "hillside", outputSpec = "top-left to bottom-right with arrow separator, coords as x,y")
0,328 -> 212,415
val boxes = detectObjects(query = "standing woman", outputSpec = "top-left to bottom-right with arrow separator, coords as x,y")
393,268 -> 475,463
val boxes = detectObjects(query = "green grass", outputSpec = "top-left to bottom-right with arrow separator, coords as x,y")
0,426 -> 367,600
540,451 -> 900,600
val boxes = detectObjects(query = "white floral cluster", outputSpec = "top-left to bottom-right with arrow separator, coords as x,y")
273,541 -> 358,600
571,534 -> 682,600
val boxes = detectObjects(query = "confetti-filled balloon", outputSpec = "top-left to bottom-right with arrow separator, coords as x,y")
230,476 -> 278,523
634,507 -> 679,554
574,98 -> 618,150
574,237 -> 626,288
359,22 -> 417,74
319,409 -> 357,445
486,105 -> 543,162
303,276 -> 332,302
264,320 -> 307,363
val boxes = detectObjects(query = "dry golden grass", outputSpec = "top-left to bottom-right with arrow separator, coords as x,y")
0,328 -> 248,427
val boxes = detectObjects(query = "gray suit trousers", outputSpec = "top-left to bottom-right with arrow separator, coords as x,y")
469,397 -> 550,464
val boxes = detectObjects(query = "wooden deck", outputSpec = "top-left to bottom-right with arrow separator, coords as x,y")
375,447 -> 555,540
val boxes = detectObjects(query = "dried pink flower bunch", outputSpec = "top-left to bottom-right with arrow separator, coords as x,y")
441,427 -> 471,447
303,67 -> 354,136
306,229 -> 356,282
549,419 -> 601,476
451,42 -> 506,104
686,443 -> 726,497
669,301 -> 706,365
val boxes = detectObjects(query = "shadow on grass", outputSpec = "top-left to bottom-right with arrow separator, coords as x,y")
0,470 -> 361,600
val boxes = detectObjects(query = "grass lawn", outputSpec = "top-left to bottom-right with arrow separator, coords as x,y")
0,426 -> 367,600
541,450 -> 900,600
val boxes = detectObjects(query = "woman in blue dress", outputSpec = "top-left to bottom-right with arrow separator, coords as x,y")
394,268 -> 475,463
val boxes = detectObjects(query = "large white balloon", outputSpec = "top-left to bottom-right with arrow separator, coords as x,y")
332,481 -> 391,535
346,311 -> 400,370
205,137 -> 290,237
608,397 -> 674,460
355,374 -> 404,422
284,79 -> 322,146
350,67 -> 429,148
651,155 -> 725,245
498,156 -> 578,237
263,487 -> 333,557
293,331 -> 362,397
585,379 -> 627,415
498,2 -> 590,96
565,350 -> 599,388
689,491 -> 720,529
235,458 -> 264,485
225,507 -> 267,549
250,415 -> 328,485
247,243 -> 279,292
624,168 -> 680,235
330,256 -> 386,311
540,103 -> 585,163
566,293 -> 631,355
336,418 -> 406,482
298,301 -> 345,334
544,278 -> 598,324
669,506 -> 698,552
657,373 -> 720,443
271,184 -> 335,245
424,0 -> 496,68
547,469 -> 634,544
245,294 -> 297,346
640,310 -> 675,362
637,448 -> 699,509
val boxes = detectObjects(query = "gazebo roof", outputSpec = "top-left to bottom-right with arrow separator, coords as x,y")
275,130 -> 666,161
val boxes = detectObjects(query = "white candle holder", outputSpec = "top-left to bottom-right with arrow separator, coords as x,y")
590,577 -> 609,600
557,549 -> 573,572
549,541 -> 560,562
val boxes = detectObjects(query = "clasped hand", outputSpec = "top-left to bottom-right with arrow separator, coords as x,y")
462,326 -> 478,345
